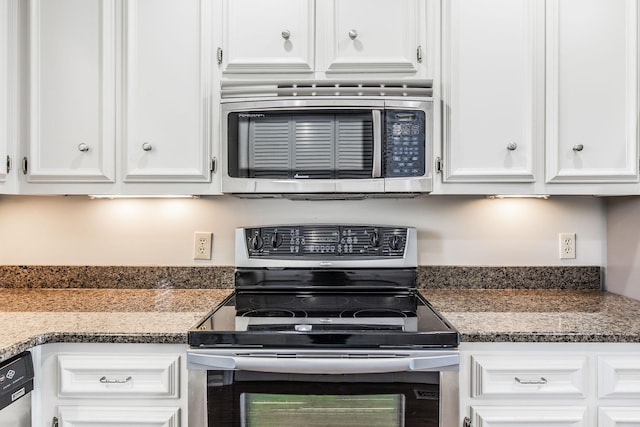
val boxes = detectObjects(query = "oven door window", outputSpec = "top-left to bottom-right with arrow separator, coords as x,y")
241,393 -> 404,427
207,372 -> 440,427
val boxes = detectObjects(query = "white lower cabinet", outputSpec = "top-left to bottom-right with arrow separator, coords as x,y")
57,406 -> 180,427
34,343 -> 188,427
470,406 -> 588,427
461,343 -> 640,427
598,408 -> 640,427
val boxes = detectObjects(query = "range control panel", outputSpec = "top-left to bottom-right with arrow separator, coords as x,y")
244,225 -> 408,259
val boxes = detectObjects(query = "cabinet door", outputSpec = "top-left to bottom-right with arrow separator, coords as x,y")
599,408 -> 640,427
222,0 -> 314,74
0,0 -> 11,190
27,0 -> 116,183
317,0 -> 425,75
122,0 -> 212,183
470,406 -> 588,427
442,0 -> 543,182
58,406 -> 180,427
546,0 -> 639,183
598,354 -> 640,399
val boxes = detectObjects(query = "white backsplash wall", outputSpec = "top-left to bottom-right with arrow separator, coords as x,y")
0,195 -> 606,267
606,197 -> 640,300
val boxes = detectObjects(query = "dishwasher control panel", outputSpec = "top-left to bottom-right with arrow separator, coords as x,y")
0,351 -> 33,410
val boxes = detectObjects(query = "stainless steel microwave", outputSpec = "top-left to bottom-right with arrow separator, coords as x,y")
220,83 -> 433,197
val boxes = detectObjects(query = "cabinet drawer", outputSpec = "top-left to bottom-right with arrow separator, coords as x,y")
471,406 -> 588,427
57,354 -> 180,398
58,406 -> 180,427
598,354 -> 640,398
471,354 -> 588,398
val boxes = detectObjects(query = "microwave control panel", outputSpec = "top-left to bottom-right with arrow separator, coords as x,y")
384,110 -> 426,177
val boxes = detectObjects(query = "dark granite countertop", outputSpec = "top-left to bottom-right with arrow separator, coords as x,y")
425,289 -> 640,343
1,286 -> 639,361
0,288 -> 231,361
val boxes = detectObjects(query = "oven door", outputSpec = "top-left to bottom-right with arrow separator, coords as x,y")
209,371 -> 447,427
187,349 -> 459,427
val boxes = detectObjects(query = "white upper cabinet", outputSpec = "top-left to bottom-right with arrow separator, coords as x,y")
441,0 -> 543,184
316,0 -> 426,76
221,0 -> 315,74
27,0 -> 116,184
221,0 -> 429,78
0,0 -> 16,193
545,0 -> 639,183
22,0 -> 218,195
122,0 -> 212,183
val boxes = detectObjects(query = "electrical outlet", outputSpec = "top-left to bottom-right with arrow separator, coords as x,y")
559,233 -> 576,259
194,232 -> 212,260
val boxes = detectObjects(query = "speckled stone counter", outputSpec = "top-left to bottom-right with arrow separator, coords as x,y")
0,265 -> 638,362
2,287 -> 639,362
0,288 -> 232,361
426,289 -> 640,343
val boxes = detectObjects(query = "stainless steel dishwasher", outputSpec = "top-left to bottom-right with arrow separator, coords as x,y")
0,351 -> 33,427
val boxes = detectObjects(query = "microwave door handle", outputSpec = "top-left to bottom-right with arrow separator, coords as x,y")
372,109 -> 383,178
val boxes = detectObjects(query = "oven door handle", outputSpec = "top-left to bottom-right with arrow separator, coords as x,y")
187,353 -> 459,374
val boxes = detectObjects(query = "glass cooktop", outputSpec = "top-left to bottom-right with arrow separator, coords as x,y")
189,291 -> 459,349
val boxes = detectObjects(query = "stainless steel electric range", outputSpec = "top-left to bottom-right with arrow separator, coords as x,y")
187,225 -> 460,427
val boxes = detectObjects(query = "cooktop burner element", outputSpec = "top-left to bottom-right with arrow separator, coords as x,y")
189,224 -> 459,350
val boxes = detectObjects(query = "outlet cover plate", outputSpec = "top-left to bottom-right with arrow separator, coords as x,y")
559,232 -> 576,259
194,232 -> 212,260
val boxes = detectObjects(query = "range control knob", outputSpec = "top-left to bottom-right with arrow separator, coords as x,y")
249,235 -> 264,251
271,232 -> 283,248
389,235 -> 402,251
370,231 -> 381,248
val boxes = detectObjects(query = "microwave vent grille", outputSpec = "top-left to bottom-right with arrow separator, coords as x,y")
221,80 -> 433,99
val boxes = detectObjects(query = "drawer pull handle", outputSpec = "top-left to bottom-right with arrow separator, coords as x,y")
99,375 -> 132,384
514,376 -> 547,385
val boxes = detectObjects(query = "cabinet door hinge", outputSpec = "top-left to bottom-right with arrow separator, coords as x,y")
21,157 -> 28,175
210,157 -> 217,173
435,156 -> 442,174
463,417 -> 472,427
5,155 -> 10,174
52,416 -> 59,427
417,45 -> 423,63
216,47 -> 223,65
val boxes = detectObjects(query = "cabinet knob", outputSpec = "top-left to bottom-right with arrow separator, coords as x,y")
281,30 -> 291,40
506,142 -> 518,151
348,29 -> 358,40
78,143 -> 89,152
142,142 -> 153,151
572,144 -> 584,152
